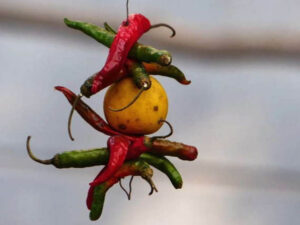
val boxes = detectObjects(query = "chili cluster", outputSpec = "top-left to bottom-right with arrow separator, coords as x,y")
27,11 -> 197,221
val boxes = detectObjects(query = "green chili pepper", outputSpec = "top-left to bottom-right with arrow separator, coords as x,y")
139,153 -> 182,189
126,59 -> 151,90
64,18 -> 172,65
89,184 -> 106,221
53,148 -> 109,168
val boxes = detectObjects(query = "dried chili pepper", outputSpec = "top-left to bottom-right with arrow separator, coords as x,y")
55,86 -> 122,137
149,138 -> 198,161
64,18 -> 172,66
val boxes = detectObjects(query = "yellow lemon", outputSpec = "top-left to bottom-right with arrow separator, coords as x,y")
104,76 -> 168,135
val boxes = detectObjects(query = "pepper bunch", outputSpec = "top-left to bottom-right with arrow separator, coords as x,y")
27,88 -> 197,220
27,14 -> 197,221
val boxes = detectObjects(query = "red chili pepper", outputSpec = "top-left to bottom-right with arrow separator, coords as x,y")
86,135 -> 149,209
55,86 -> 122,137
81,14 -> 176,98
90,135 -> 130,187
89,136 -> 149,187
81,14 -> 151,97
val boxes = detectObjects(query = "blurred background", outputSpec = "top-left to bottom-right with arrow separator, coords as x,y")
1,0 -> 300,224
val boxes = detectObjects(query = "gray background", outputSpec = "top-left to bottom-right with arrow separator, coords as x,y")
1,0 -> 300,224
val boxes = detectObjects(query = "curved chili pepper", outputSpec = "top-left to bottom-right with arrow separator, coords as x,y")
89,160 -> 155,221
80,68 -> 128,98
84,14 -> 150,97
81,22 -> 152,112
86,133 -> 149,206
73,14 -> 151,97
55,86 -> 122,137
89,135 -> 130,187
139,153 -> 182,189
64,18 -> 172,66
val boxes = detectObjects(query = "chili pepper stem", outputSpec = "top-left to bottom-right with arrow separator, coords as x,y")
108,85 -> 147,112
26,136 -> 52,165
119,176 -> 134,200
104,22 -> 116,34
67,93 -> 83,141
128,176 -> 134,197
146,177 -> 158,195
151,119 -> 174,141
150,23 -> 176,38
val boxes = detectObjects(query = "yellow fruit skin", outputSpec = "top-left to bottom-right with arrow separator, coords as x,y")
104,76 -> 168,135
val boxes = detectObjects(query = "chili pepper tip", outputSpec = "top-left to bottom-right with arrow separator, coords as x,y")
54,86 -> 63,91
63,18 -> 72,26
181,80 -> 191,85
